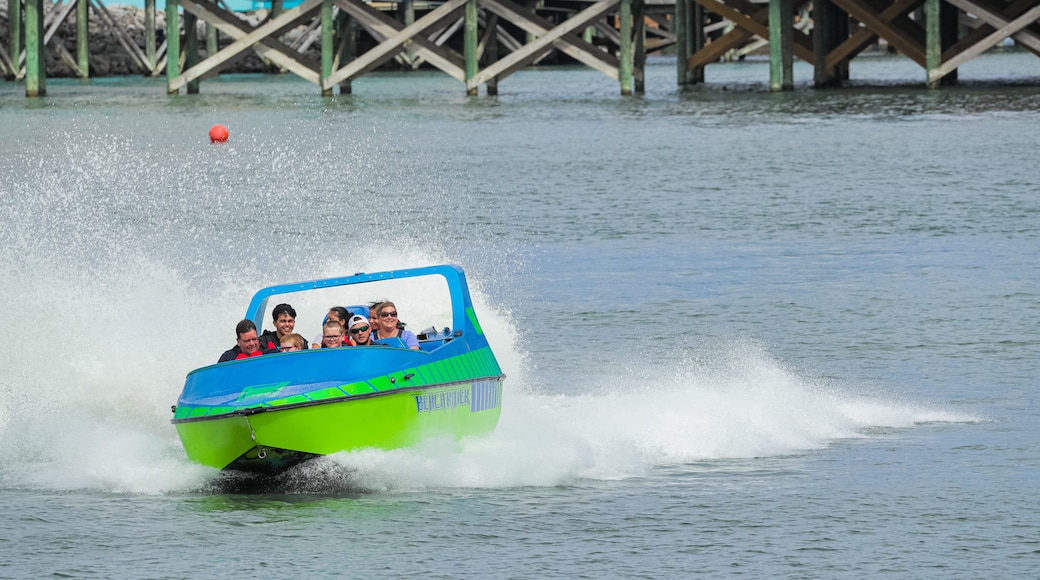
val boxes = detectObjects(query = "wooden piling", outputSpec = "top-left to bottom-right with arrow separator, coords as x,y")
77,0 -> 90,77
619,0 -> 632,94
336,11 -> 356,94
634,0 -> 645,94
10,0 -> 23,76
525,0 -> 537,43
166,0 -> 181,93
465,0 -> 478,95
486,15 -> 499,95
206,24 -> 218,58
813,0 -> 842,87
769,0 -> 794,91
399,0 -> 416,65
25,0 -> 46,96
185,12 -> 200,92
321,0 -> 334,96
940,0 -> 958,84
146,0 -> 157,70
692,3 -> 705,82
678,1 -> 706,84
926,0 -> 940,87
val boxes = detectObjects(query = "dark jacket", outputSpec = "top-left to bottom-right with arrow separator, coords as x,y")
217,346 -> 276,363
257,330 -> 281,351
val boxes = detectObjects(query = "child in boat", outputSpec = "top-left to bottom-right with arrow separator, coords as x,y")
312,306 -> 351,348
320,320 -> 353,348
279,333 -> 306,352
347,315 -> 375,346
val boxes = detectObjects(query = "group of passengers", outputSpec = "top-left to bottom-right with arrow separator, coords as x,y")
217,300 -> 420,363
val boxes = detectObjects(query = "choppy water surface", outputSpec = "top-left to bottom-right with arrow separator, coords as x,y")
1,53 -> 1038,577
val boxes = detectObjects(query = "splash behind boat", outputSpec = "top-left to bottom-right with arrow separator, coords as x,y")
171,265 -> 505,473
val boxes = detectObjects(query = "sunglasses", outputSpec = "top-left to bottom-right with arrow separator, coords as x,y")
350,325 -> 370,334
379,311 -> 398,318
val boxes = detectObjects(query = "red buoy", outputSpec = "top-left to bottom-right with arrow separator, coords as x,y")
209,124 -> 229,143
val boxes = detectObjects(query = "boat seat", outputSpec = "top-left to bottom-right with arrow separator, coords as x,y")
321,305 -> 371,326
344,305 -> 370,319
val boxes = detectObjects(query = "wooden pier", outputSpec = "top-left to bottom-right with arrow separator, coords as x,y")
3,0 -> 1040,96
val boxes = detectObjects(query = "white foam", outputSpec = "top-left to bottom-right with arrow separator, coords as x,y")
0,130 -> 979,494
0,239 -> 980,493
301,341 -> 982,492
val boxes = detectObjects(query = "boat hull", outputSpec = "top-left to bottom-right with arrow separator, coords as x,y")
174,379 -> 503,473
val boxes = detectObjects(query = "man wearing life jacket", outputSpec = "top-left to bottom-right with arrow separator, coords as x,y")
217,319 -> 266,363
258,303 -> 304,350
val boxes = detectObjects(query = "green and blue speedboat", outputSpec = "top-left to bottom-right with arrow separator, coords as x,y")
171,265 -> 505,473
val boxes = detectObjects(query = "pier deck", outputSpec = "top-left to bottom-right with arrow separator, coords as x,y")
3,0 -> 1040,95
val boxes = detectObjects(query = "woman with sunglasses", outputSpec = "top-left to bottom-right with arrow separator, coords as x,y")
370,301 -> 420,350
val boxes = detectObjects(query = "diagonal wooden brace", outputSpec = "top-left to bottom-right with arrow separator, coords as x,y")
324,0 -> 469,90
825,0 -> 920,74
688,17 -> 760,68
468,0 -> 621,90
831,0 -> 926,65
692,0 -> 815,63
334,0 -> 466,81
930,2 -> 1040,80
944,0 -> 1040,53
482,0 -> 620,79
170,0 -> 324,91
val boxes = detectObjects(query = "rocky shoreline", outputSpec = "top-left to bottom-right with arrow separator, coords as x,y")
0,1 -> 317,77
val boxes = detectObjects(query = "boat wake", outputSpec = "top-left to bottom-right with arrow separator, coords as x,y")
0,244 -> 982,495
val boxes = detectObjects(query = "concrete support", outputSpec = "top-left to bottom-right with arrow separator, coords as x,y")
184,12 -> 199,92
465,0 -> 478,95
166,0 -> 181,93
769,0 -> 794,91
25,0 -> 46,96
619,0 -> 632,94
77,0 -> 90,77
321,0 -> 334,95
146,0 -> 157,69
